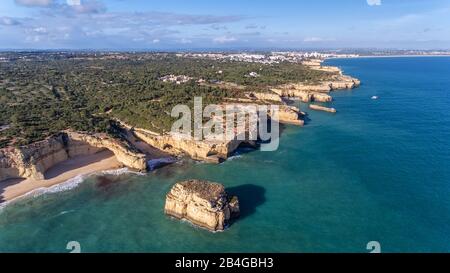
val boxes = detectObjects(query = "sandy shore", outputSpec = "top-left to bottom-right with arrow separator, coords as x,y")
0,150 -> 122,203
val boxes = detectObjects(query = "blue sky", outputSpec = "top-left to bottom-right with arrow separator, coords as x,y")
1,0 -> 449,50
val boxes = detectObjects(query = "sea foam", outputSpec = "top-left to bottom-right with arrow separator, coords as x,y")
147,157 -> 177,171
0,167 -> 144,210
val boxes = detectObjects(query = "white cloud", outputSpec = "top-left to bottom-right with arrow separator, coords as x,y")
66,0 -> 81,6
15,0 -> 53,7
179,38 -> 192,44
303,37 -> 335,42
33,27 -> 47,33
0,17 -> 21,26
213,36 -> 237,44
303,37 -> 323,42
1,7 -> 247,48
67,0 -> 105,14
367,0 -> 382,6
26,35 -> 41,42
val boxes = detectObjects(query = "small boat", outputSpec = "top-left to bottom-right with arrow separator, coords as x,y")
371,96 -> 378,100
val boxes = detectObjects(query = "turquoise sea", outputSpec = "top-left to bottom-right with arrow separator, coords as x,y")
1,57 -> 450,253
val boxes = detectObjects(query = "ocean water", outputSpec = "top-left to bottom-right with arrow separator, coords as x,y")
1,57 -> 450,253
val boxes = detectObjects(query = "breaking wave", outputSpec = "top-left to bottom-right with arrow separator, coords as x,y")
147,157 -> 177,171
100,167 -> 145,176
0,168 -> 145,211
226,154 -> 242,161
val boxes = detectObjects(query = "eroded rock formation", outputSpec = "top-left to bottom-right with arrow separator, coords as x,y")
246,91 -> 283,102
309,104 -> 337,113
66,131 -> 147,171
276,105 -> 305,126
164,179 -> 240,231
0,131 -> 147,181
133,128 -> 255,163
0,137 -> 66,181
329,75 -> 361,90
0,62 -> 358,182
271,87 -> 332,103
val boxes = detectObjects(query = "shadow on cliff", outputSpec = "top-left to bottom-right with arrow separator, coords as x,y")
45,150 -> 114,179
226,184 -> 266,220
301,114 -> 311,125
229,144 -> 258,158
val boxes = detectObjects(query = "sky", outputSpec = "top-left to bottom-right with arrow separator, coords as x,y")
0,0 -> 449,50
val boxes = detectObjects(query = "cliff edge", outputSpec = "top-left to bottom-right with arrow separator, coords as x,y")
0,131 -> 147,181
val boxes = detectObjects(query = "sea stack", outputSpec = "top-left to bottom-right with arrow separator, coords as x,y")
309,104 -> 337,113
164,180 -> 240,232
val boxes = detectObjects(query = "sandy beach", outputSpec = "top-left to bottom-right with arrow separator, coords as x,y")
0,150 -> 122,204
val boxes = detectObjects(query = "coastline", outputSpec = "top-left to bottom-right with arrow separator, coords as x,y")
0,60 -> 361,208
328,54 -> 450,60
0,150 -> 122,205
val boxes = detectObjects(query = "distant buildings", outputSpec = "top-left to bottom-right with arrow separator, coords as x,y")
159,74 -> 193,84
178,51 -> 360,64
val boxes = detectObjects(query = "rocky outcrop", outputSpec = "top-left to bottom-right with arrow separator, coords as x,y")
0,131 -> 147,181
269,66 -> 360,112
164,179 -> 240,231
246,92 -> 283,102
302,60 -> 322,67
272,88 -> 332,103
0,135 -> 69,180
66,131 -> 147,171
310,65 -> 342,74
302,59 -> 343,74
131,100 -> 305,163
309,104 -> 337,113
275,105 -> 305,126
220,102 -> 304,126
0,148 -> 23,181
329,75 -> 361,90
312,92 -> 333,102
275,83 -> 332,93
133,128 -> 255,163
273,75 -> 359,96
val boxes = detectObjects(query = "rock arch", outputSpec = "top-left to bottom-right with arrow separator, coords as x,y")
0,132 -> 147,182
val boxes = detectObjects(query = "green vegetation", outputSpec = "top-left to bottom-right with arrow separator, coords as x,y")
0,52 -> 334,148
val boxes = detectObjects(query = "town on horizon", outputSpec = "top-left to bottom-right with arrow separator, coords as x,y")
1,0 -> 450,50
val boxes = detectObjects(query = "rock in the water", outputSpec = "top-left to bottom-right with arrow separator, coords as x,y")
309,104 -> 337,113
164,180 -> 240,231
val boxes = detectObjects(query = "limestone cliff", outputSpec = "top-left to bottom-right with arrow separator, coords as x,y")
66,131 -> 147,171
133,128 -> 255,163
0,135 -> 68,180
0,131 -> 147,181
309,104 -> 337,113
131,101 -> 304,163
329,75 -> 361,90
246,91 -> 283,102
164,179 -> 240,231
302,59 -> 343,74
271,87 -> 332,103
270,65 -> 360,108
275,105 -> 305,126
309,65 -> 342,74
